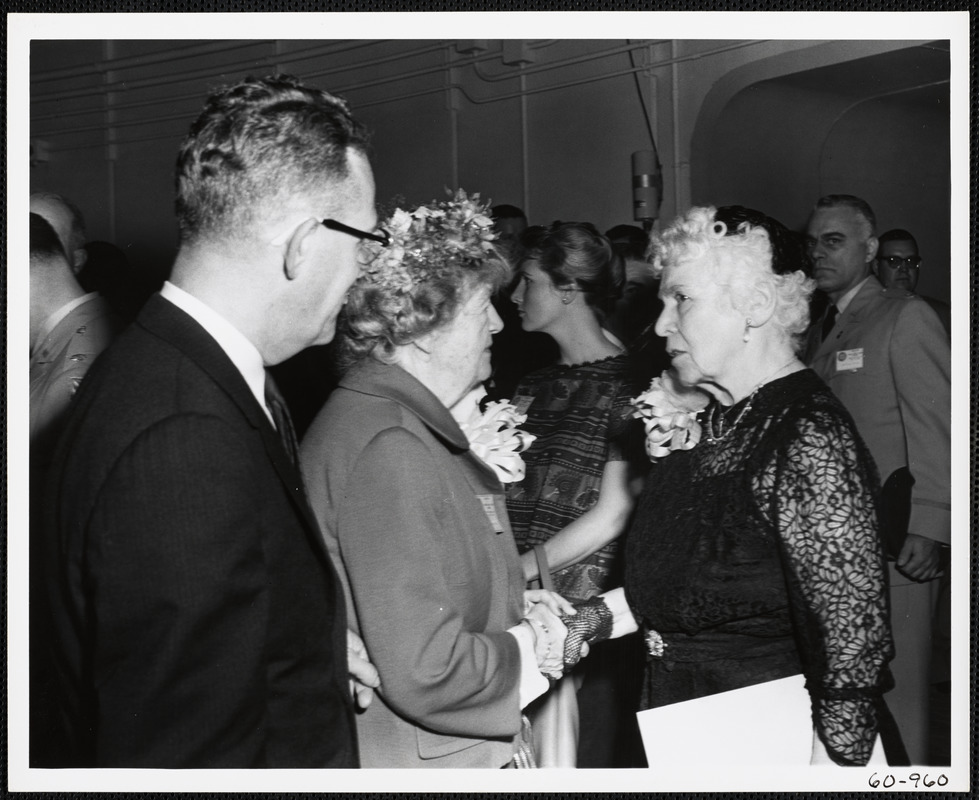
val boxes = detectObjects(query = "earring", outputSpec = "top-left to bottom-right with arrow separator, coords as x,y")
561,291 -> 574,305
743,318 -> 752,343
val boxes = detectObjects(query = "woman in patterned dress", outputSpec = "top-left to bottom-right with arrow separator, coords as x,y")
506,221 -> 647,767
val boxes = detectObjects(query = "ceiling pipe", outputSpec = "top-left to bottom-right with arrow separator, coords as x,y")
31,39 -> 276,85
31,39 -> 410,105
33,39 -> 762,113
31,39 -> 381,88
472,39 -> 666,83
33,40 -> 769,147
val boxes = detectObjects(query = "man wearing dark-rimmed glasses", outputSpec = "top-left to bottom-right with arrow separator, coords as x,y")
874,228 -> 950,336
34,74 -> 381,768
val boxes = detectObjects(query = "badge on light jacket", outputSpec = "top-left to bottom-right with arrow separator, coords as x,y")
835,348 -> 864,371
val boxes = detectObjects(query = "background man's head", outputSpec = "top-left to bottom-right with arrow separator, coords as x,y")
30,211 -> 69,268
805,194 -> 878,303
29,192 -> 88,274
604,224 -> 657,339
874,228 -> 921,292
30,212 -> 81,341
491,204 -> 528,263
605,224 -> 648,263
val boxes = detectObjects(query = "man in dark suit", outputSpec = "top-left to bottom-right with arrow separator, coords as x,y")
803,195 -> 950,765
34,74 -> 380,767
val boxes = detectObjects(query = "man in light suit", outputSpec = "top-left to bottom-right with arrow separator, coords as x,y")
803,194 -> 950,765
29,213 -> 119,462
29,213 -> 121,767
35,74 -> 380,767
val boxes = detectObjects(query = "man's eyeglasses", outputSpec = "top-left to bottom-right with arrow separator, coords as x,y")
321,218 -> 390,247
270,217 -> 389,247
877,255 -> 921,270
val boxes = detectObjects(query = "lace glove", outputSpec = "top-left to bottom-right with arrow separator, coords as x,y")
561,596 -> 613,670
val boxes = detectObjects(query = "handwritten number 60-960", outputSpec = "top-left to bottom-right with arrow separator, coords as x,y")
868,772 -> 948,788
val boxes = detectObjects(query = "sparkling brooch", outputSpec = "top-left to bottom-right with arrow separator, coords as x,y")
645,629 -> 668,658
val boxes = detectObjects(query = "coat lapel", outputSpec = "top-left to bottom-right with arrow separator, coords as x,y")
339,360 -> 505,490
136,295 -> 327,551
812,276 -> 882,360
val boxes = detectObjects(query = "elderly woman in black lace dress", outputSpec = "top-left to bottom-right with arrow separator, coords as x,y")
563,205 -> 894,766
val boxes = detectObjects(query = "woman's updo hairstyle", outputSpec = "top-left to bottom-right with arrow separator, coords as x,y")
714,205 -> 808,277
650,205 -> 814,350
524,221 -> 624,320
336,190 -> 509,372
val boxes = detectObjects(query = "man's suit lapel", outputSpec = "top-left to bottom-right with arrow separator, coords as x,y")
812,277 -> 881,360
136,295 -> 327,551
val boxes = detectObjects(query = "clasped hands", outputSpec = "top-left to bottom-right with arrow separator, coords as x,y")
347,589 -> 617,705
522,590 -> 615,679
522,589 -> 573,679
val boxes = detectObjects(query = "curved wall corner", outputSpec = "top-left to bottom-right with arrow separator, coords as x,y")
689,41 -> 950,301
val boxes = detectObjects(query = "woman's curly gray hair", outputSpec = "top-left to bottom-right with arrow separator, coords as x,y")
649,205 -> 814,351
335,255 -> 509,371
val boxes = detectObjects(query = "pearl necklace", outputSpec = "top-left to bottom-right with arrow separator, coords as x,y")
703,360 -> 799,445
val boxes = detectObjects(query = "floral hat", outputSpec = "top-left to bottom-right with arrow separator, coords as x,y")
359,188 -> 500,293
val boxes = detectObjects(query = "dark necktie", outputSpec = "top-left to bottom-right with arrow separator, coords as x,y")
821,304 -> 838,341
264,372 -> 299,466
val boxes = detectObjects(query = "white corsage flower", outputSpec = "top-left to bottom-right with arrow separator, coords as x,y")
452,388 -> 537,483
631,370 -> 710,460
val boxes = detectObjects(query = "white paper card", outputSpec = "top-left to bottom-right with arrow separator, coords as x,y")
636,673 -> 813,765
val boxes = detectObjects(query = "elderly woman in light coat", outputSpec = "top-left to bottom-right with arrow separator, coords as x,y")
301,192 -> 573,768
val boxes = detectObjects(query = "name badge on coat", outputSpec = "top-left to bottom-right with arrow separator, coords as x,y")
835,348 -> 864,371
476,494 -> 504,534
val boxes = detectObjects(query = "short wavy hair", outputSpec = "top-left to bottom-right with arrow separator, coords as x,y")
336,255 -> 508,372
878,227 -> 918,251
336,193 -> 510,371
522,221 -> 624,319
175,74 -> 369,244
650,206 -> 814,351
814,194 -> 877,237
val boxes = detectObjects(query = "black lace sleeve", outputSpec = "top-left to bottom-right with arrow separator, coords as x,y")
754,407 -> 894,766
